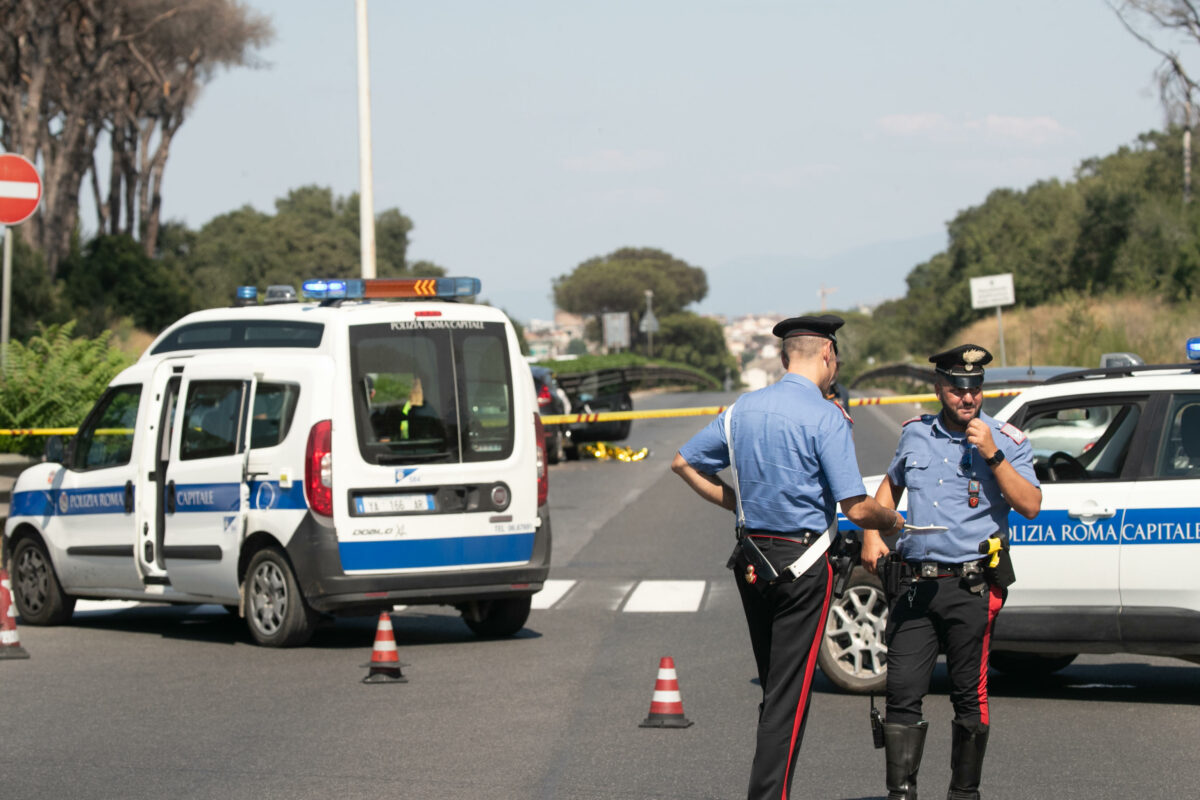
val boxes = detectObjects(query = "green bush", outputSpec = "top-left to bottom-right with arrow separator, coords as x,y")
0,322 -> 134,455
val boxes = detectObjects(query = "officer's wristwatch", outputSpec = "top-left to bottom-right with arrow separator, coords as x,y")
984,449 -> 1005,467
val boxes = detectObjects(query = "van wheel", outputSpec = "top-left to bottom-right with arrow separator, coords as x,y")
10,538 -> 75,625
817,567 -> 889,694
990,651 -> 1077,677
244,548 -> 317,647
461,596 -> 531,637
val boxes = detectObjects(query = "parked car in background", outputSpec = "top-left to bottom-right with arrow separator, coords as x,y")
531,366 -> 569,463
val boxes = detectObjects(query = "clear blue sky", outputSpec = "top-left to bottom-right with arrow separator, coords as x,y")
161,0 -> 1170,323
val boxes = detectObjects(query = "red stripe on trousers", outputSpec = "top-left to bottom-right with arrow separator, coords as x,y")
978,583 -> 1004,726
780,555 -> 834,800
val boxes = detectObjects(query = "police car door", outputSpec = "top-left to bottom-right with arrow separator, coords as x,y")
47,383 -> 144,591
160,365 -> 257,601
1119,391 -> 1200,616
1005,394 -> 1147,613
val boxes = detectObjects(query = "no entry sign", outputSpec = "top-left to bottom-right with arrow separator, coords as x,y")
0,154 -> 43,226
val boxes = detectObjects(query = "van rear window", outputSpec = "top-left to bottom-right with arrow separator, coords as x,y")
349,321 -> 514,464
151,320 -> 324,354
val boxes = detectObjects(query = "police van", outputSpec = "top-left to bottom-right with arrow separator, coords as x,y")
3,277 -> 551,646
821,340 -> 1200,692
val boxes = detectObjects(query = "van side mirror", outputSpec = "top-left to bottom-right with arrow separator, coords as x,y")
43,435 -> 65,464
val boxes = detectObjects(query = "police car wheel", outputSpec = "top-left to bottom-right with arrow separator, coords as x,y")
244,548 -> 318,647
548,429 -> 566,464
10,537 -> 76,626
989,651 -> 1077,677
817,567 -> 888,694
461,596 -> 531,638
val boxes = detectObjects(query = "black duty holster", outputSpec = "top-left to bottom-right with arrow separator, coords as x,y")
829,530 -> 861,598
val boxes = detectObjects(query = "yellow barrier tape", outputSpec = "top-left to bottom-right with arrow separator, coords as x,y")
0,390 -> 1027,435
580,441 -> 649,462
542,389 -> 1023,425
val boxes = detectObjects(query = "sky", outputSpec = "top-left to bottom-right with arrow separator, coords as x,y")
156,0 -> 1174,324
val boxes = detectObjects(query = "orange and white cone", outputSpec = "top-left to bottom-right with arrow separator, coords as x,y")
361,611 -> 406,683
639,656 -> 692,728
0,568 -> 30,661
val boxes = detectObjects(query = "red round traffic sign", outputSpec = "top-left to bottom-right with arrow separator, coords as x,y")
0,153 -> 43,226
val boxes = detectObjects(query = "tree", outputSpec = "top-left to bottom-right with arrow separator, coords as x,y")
552,247 -> 708,330
1109,1 -> 1200,203
0,0 -> 273,275
653,312 -> 737,384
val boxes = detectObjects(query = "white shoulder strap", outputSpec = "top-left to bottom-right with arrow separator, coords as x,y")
723,402 -> 744,532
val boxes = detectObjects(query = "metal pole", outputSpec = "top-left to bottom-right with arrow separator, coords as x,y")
355,0 -> 377,279
996,306 -> 1006,367
1,225 -> 10,375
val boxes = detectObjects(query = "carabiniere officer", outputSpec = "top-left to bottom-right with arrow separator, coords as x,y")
862,344 -> 1042,800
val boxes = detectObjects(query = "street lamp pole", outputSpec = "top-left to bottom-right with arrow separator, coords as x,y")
355,0 -> 377,279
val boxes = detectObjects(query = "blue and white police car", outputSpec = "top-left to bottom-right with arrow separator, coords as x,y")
820,339 -> 1200,692
3,278 -> 551,646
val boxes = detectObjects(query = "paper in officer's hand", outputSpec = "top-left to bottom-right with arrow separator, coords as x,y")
901,523 -> 949,535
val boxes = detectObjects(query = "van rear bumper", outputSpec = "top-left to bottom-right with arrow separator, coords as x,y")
286,508 -> 552,614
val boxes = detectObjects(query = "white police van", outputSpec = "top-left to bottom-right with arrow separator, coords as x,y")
821,340 -> 1200,692
3,277 -> 551,646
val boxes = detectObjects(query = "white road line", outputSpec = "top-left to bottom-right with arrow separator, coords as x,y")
622,580 -> 706,613
531,579 -> 576,609
73,600 -> 142,613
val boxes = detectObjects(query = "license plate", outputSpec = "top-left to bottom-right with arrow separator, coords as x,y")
355,493 -> 435,514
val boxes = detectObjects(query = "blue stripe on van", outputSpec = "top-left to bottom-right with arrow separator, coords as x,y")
337,532 -> 535,572
9,481 -> 309,518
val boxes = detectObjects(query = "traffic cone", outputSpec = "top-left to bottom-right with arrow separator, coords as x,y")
639,656 -> 692,728
361,612 -> 406,683
0,568 -> 30,660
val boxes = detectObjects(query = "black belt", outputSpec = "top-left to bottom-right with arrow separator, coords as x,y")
906,559 -> 986,580
744,529 -> 820,546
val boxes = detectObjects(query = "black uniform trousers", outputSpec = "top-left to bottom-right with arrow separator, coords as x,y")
884,573 -> 1005,727
734,535 -> 834,800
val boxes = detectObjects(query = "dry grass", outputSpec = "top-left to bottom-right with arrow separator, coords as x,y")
952,295 -> 1198,367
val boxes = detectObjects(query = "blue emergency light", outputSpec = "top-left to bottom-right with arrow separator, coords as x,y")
1187,337 -> 1200,361
235,285 -> 258,307
300,277 -> 481,301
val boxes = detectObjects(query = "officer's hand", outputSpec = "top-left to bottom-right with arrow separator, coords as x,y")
965,418 -> 998,460
861,536 -> 890,575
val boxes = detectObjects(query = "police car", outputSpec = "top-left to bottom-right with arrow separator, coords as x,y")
3,277 -> 551,646
820,340 -> 1200,692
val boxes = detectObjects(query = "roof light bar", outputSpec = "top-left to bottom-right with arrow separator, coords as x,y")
1187,337 -> 1200,361
300,277 -> 481,301
235,285 -> 258,307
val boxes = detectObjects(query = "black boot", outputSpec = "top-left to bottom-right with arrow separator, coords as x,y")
884,721 -> 928,800
946,720 -> 990,800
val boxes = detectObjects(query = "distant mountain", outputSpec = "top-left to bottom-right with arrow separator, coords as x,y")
696,233 -> 945,318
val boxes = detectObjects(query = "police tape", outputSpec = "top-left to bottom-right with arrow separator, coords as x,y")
540,389 -> 1023,426
0,391 -> 1027,435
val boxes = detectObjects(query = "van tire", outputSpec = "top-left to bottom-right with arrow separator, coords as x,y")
10,537 -> 75,625
461,596 -> 531,637
244,547 -> 317,647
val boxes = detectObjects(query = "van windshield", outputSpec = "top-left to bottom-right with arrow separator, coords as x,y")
349,320 -> 514,464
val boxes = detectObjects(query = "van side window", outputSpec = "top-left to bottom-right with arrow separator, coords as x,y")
181,380 -> 248,461
1155,394 -> 1200,478
250,382 -> 300,449
72,385 -> 140,470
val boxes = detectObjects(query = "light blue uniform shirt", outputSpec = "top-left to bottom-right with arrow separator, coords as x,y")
679,374 -> 867,532
886,411 -> 1039,563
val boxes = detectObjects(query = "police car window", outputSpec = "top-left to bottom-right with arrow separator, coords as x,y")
350,325 -> 456,463
459,329 -> 514,462
150,320 -> 324,354
1021,399 -> 1142,482
1155,394 -> 1200,478
181,380 -> 248,461
73,385 -> 139,470
250,382 -> 300,449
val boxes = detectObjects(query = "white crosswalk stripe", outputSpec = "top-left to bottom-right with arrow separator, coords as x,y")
39,580 -> 732,617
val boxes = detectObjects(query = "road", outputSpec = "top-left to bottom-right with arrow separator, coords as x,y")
2,389 -> 1198,799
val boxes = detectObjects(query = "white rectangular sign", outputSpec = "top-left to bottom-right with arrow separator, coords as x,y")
603,312 -> 630,350
969,273 -> 1015,309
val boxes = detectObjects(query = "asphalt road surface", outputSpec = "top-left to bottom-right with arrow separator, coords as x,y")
2,389 -> 1197,799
